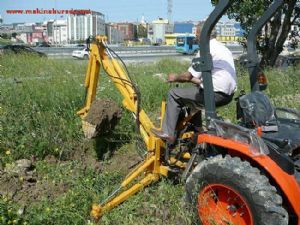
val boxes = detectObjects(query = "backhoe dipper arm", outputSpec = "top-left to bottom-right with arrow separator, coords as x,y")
77,36 -> 169,221
77,36 -> 156,149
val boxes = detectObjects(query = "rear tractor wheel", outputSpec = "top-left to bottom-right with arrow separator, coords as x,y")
186,155 -> 288,225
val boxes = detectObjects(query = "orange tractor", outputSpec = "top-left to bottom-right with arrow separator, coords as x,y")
77,0 -> 300,224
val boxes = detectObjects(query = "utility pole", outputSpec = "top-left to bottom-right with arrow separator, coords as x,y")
167,0 -> 173,22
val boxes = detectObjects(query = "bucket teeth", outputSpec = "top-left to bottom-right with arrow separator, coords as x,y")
82,121 -> 97,139
91,204 -> 102,221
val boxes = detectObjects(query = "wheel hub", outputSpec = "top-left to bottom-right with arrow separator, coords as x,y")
227,204 -> 237,213
197,184 -> 254,225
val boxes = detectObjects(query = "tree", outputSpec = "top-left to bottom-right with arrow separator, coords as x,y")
11,32 -> 17,38
137,24 -> 147,39
212,0 -> 300,67
0,33 -> 9,39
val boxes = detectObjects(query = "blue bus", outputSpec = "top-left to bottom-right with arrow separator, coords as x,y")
175,35 -> 199,55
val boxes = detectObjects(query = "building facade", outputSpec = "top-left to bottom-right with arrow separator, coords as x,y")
67,11 -> 105,42
106,23 -> 124,44
148,18 -> 173,45
46,20 -> 68,44
165,33 -> 179,46
31,25 -> 45,44
193,21 -> 205,40
114,23 -> 137,41
14,23 -> 47,44
216,20 -> 244,43
174,22 -> 194,34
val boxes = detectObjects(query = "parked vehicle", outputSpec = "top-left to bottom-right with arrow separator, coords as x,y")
175,34 -> 199,55
275,54 -> 300,68
72,48 -> 90,59
0,45 -> 46,57
37,42 -> 51,47
152,38 -> 163,46
238,53 -> 300,68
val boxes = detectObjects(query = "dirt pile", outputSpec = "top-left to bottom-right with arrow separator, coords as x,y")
0,159 -> 68,205
83,99 -> 122,138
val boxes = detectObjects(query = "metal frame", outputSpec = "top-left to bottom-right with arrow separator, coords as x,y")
193,0 -> 231,123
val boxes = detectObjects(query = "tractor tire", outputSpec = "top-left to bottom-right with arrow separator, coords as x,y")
185,155 -> 288,225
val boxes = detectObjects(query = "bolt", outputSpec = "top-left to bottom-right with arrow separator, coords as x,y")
227,204 -> 237,213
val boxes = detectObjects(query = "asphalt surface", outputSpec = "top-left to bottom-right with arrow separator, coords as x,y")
34,45 -> 244,63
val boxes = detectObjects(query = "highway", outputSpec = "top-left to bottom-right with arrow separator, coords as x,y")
34,45 -> 245,63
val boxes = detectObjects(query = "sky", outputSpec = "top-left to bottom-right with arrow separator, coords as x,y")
0,0 -> 214,24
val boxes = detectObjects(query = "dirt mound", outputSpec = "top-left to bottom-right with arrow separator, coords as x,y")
84,99 -> 122,138
0,159 -> 68,205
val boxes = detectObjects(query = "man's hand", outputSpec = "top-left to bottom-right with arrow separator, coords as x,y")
167,73 -> 178,83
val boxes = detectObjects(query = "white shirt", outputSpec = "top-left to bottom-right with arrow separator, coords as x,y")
188,39 -> 237,95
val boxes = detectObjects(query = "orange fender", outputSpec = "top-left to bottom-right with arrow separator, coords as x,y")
197,133 -> 300,224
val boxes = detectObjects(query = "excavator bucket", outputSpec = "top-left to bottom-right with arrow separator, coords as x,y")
79,99 -> 122,139
81,120 -> 97,139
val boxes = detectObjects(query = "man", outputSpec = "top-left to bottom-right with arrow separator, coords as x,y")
151,33 -> 237,144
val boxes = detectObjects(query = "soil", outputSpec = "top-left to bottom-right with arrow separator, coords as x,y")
0,160 -> 68,206
84,99 -> 122,137
69,144 -> 102,173
0,143 -> 142,207
0,153 -> 100,208
102,143 -> 143,176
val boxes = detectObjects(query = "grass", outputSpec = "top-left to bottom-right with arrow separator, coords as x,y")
0,38 -> 12,46
0,53 -> 299,225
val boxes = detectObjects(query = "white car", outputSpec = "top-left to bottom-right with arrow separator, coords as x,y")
72,48 -> 90,59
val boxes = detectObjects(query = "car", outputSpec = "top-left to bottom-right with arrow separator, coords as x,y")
275,54 -> 300,68
72,48 -> 90,59
37,42 -> 51,47
0,44 -> 46,57
237,52 -> 300,69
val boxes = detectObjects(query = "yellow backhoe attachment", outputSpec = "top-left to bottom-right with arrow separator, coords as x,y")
77,36 -> 174,221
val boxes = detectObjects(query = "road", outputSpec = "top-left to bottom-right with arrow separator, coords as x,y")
35,45 -> 179,57
34,45 -> 245,63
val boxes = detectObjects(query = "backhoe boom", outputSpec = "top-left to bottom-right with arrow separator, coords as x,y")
77,36 -> 169,220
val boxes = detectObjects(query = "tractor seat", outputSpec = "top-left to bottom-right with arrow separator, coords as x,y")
238,91 -> 276,129
238,91 -> 300,153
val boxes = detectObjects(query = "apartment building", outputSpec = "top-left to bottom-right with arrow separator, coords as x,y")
67,11 -> 105,42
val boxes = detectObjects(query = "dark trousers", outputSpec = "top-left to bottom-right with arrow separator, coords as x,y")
161,86 -> 233,136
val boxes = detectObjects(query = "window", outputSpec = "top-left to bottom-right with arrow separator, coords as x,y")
177,37 -> 185,46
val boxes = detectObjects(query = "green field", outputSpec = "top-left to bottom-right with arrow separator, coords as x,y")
0,54 -> 299,225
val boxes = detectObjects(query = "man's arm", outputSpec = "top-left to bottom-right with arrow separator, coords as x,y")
168,72 -> 202,85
